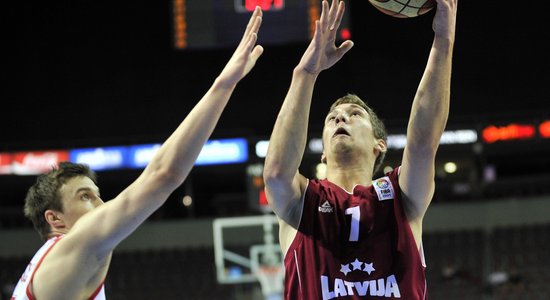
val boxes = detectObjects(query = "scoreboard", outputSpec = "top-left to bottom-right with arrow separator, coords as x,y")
235,0 -> 285,12
172,0 -> 351,50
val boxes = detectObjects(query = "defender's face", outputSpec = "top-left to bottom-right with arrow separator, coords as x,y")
322,103 -> 378,163
57,176 -> 103,231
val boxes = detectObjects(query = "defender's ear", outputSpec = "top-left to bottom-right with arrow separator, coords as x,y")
44,209 -> 66,230
321,152 -> 327,164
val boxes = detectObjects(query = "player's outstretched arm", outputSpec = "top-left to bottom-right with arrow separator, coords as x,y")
31,7 -> 264,299
399,0 -> 457,231
264,0 -> 352,229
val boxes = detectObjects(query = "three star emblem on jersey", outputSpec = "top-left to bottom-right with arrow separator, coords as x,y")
339,259 -> 375,276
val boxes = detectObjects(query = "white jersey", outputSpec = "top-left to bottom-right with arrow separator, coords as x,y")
11,235 -> 106,300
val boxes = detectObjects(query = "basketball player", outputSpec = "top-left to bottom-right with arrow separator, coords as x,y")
11,7 -> 264,299
263,0 -> 457,299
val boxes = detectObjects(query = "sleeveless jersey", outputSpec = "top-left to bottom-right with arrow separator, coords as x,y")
11,235 -> 106,300
284,168 -> 427,300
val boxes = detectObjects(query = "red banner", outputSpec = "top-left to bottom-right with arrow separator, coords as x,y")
11,150 -> 69,175
539,120 -> 550,138
0,153 -> 13,174
482,124 -> 536,143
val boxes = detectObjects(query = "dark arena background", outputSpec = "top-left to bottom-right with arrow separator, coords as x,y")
1,1 -> 550,299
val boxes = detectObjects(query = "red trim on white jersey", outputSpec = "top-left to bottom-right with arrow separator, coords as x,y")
11,235 -> 106,300
25,236 -> 63,300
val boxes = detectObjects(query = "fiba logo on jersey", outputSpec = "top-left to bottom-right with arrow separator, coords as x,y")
373,177 -> 394,201
376,179 -> 390,189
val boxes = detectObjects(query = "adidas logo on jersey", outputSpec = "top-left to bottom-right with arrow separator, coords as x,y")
318,201 -> 334,213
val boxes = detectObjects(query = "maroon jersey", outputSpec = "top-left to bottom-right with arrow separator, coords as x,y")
283,168 -> 427,300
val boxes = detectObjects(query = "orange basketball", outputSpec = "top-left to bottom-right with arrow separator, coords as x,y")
368,0 -> 436,18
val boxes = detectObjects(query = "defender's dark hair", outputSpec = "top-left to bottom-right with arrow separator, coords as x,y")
24,162 -> 97,240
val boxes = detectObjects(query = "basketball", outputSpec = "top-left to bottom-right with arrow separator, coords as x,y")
368,0 -> 436,18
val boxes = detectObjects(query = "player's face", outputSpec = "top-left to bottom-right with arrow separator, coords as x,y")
57,175 -> 104,231
322,103 -> 378,162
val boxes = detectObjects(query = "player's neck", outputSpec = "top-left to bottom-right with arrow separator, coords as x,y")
325,152 -> 375,191
326,165 -> 373,192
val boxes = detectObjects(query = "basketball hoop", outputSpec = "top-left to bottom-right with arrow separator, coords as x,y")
255,264 -> 284,300
212,215 -> 283,297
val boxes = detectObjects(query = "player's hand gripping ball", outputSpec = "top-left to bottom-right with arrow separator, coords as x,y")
368,0 -> 436,18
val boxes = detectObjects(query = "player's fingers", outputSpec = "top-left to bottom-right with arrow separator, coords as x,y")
240,15 -> 261,51
251,15 -> 262,36
244,32 -> 258,53
240,7 -> 262,47
312,20 -> 322,45
319,0 -> 329,31
330,1 -> 345,32
247,7 -> 262,34
250,45 -> 264,61
327,0 -> 339,29
336,40 -> 354,59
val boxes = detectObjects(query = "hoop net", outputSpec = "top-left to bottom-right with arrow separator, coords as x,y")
255,265 -> 284,300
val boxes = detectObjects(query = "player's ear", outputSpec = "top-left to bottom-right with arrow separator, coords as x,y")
44,209 -> 66,230
321,152 -> 327,164
374,139 -> 387,155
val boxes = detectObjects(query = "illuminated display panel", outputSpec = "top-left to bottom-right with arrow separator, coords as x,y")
234,0 -> 285,12
173,0 -> 351,49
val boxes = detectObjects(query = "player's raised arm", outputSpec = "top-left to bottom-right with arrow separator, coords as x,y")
399,0 -> 457,231
263,0 -> 353,229
29,7 -> 264,299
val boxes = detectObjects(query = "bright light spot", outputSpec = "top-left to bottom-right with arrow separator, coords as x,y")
444,162 -> 457,174
383,166 -> 393,174
308,138 -> 323,153
182,195 -> 193,207
483,165 -> 497,183
315,163 -> 327,179
255,140 -> 269,158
